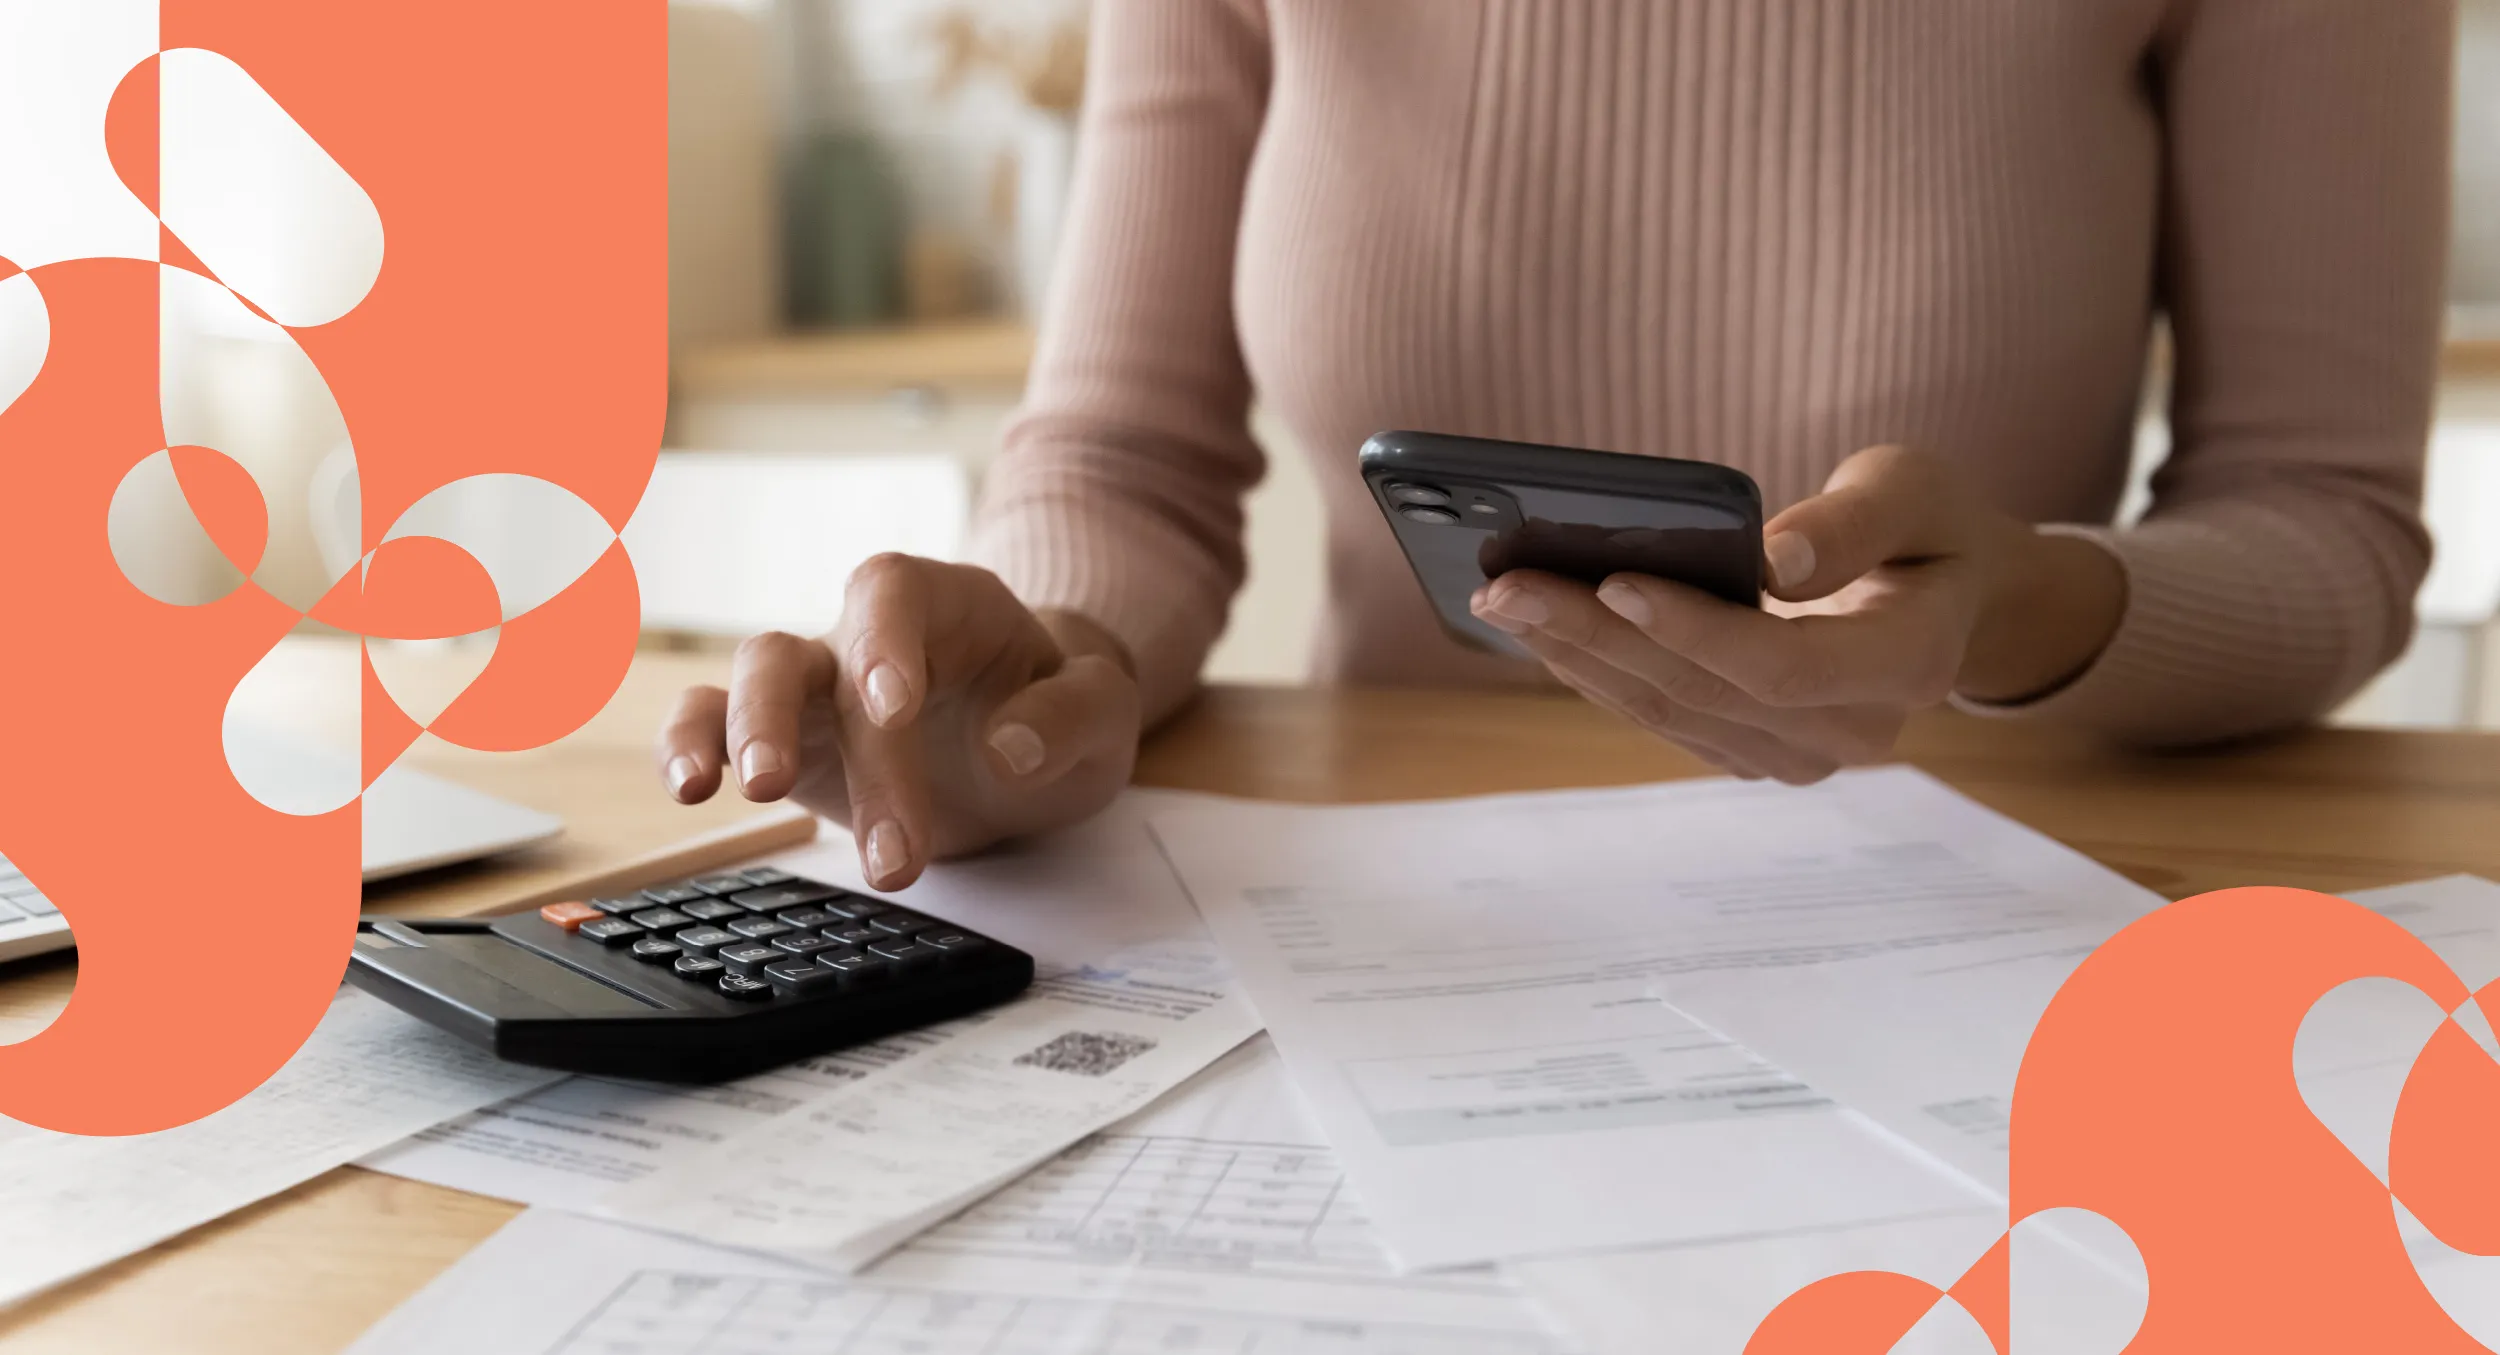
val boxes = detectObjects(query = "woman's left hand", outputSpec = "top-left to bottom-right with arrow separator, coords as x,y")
1470,445 -> 2127,784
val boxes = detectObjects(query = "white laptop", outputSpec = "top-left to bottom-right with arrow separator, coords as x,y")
0,734 -> 563,965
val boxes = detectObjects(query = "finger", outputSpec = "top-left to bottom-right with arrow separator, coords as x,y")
656,685 -> 730,803
983,654 -> 1141,785
840,553 -> 932,728
725,632 -> 836,800
1519,629 -> 1838,785
1550,665 -> 1764,779
1760,444 -> 1964,602
1487,573 -> 1767,720
1508,574 -> 1908,760
1596,571 -> 1965,710
836,674 -> 935,891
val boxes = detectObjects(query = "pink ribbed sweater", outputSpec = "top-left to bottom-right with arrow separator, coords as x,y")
968,0 -> 2451,745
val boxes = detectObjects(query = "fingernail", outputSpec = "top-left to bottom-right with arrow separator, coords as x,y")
865,820 -> 908,883
665,755 -> 699,797
1472,592 -> 1528,635
1766,532 -> 1816,591
1598,582 -> 1652,627
862,664 -> 908,726
989,722 -> 1045,776
1491,588 -> 1549,626
738,742 -> 782,787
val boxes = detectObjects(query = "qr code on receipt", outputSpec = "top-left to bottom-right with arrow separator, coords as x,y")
1013,1030 -> 1159,1077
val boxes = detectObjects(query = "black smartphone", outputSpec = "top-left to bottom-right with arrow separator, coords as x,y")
1361,430 -> 1764,655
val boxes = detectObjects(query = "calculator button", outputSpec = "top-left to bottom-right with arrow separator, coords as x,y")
725,916 -> 793,941
629,937 -> 683,964
538,901 -> 603,932
673,927 -> 741,955
868,911 -> 936,937
729,883 -> 837,912
672,955 -> 727,981
822,923 -> 881,948
775,907 -> 838,930
588,897 -> 646,916
717,942 -> 785,976
763,959 -> 843,996
688,874 -> 753,896
820,951 -> 890,985
679,899 -> 746,923
822,897 -> 889,920
579,918 -> 644,946
770,934 -> 838,960
919,932 -> 989,958
867,939 -> 939,971
718,974 -> 774,1001
11,893 -> 56,918
738,866 -> 798,887
629,907 -> 695,932
640,884 -> 708,906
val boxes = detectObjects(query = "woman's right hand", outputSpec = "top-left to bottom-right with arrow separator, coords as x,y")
654,555 -> 1143,891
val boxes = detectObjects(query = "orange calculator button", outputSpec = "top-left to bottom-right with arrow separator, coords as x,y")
539,901 -> 604,931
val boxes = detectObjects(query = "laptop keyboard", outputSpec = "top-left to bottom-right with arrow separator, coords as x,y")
0,853 -> 63,928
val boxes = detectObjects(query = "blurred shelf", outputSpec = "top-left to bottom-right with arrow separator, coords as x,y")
671,319 -> 2491,398
2448,335 -> 2500,384
674,318 -> 1035,400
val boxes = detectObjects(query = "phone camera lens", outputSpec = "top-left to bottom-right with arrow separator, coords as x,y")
1398,505 -> 1460,526
1387,483 -> 1451,507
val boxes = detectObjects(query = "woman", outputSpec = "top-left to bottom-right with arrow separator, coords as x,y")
659,0 -> 2452,890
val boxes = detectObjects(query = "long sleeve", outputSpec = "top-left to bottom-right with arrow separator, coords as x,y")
1996,0 -> 2452,744
965,0 -> 1271,725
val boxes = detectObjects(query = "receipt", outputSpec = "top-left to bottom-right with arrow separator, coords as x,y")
0,988 -> 560,1307
600,939 -> 1261,1271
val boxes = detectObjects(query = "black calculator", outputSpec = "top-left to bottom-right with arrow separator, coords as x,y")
345,866 -> 1034,1082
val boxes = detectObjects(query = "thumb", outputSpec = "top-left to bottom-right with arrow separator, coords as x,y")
980,653 -> 1141,786
1760,445 -> 1967,602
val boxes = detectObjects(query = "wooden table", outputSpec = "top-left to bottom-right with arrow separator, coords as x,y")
7,640 -> 2500,1352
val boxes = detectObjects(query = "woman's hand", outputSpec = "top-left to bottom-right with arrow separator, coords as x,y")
1470,445 -> 2126,784
655,555 -> 1143,890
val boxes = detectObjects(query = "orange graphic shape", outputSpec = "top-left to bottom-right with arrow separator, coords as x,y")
166,445 -> 269,575
2387,1006 -> 2500,1257
103,52 -> 159,217
1746,886 -> 2500,1353
0,1 -> 665,1134
429,541 -> 638,753
166,2 -> 666,537
360,643 -> 425,788
1744,1270 -> 1951,1355
1944,1232 -> 2011,1354
2008,888 -> 2477,1351
0,260 -> 340,1135
312,535 -> 499,641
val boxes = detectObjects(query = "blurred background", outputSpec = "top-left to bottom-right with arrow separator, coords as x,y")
37,0 -> 2500,725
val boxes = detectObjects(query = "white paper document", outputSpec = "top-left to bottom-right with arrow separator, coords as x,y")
601,938 -> 1261,1271
1652,874 -> 2500,1198
352,1044 -> 1563,1355
358,1022 -> 967,1211
0,988 -> 559,1308
362,789 -> 1225,1210
351,1211 -> 1562,1355
865,1038 -> 1534,1330
1150,768 -> 2161,1269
